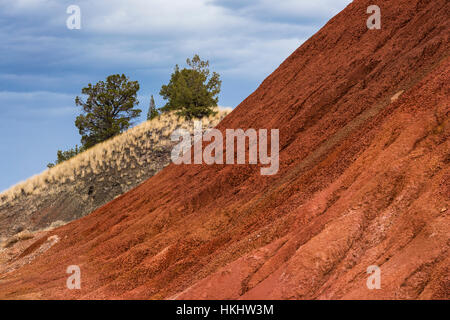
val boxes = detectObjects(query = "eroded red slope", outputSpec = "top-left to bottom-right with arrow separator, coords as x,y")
0,0 -> 449,299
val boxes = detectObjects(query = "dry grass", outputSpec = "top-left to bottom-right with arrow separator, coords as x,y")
0,108 -> 231,205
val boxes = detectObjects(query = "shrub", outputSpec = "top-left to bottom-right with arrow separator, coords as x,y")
75,74 -> 142,149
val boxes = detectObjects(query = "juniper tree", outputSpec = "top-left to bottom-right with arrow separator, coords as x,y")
147,95 -> 159,120
159,54 -> 221,119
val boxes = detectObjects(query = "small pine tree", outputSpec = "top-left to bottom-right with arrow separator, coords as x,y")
147,95 -> 159,120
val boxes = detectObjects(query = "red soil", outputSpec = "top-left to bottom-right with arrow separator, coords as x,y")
0,0 -> 449,299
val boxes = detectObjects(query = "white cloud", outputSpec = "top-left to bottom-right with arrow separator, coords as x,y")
0,0 -> 353,95
83,0 -> 241,36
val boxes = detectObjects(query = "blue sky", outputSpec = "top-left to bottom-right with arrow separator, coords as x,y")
0,0 -> 351,191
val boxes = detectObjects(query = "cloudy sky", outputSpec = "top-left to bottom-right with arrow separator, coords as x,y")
0,0 -> 351,191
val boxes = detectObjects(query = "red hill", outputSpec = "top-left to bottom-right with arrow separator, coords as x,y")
0,0 -> 448,299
